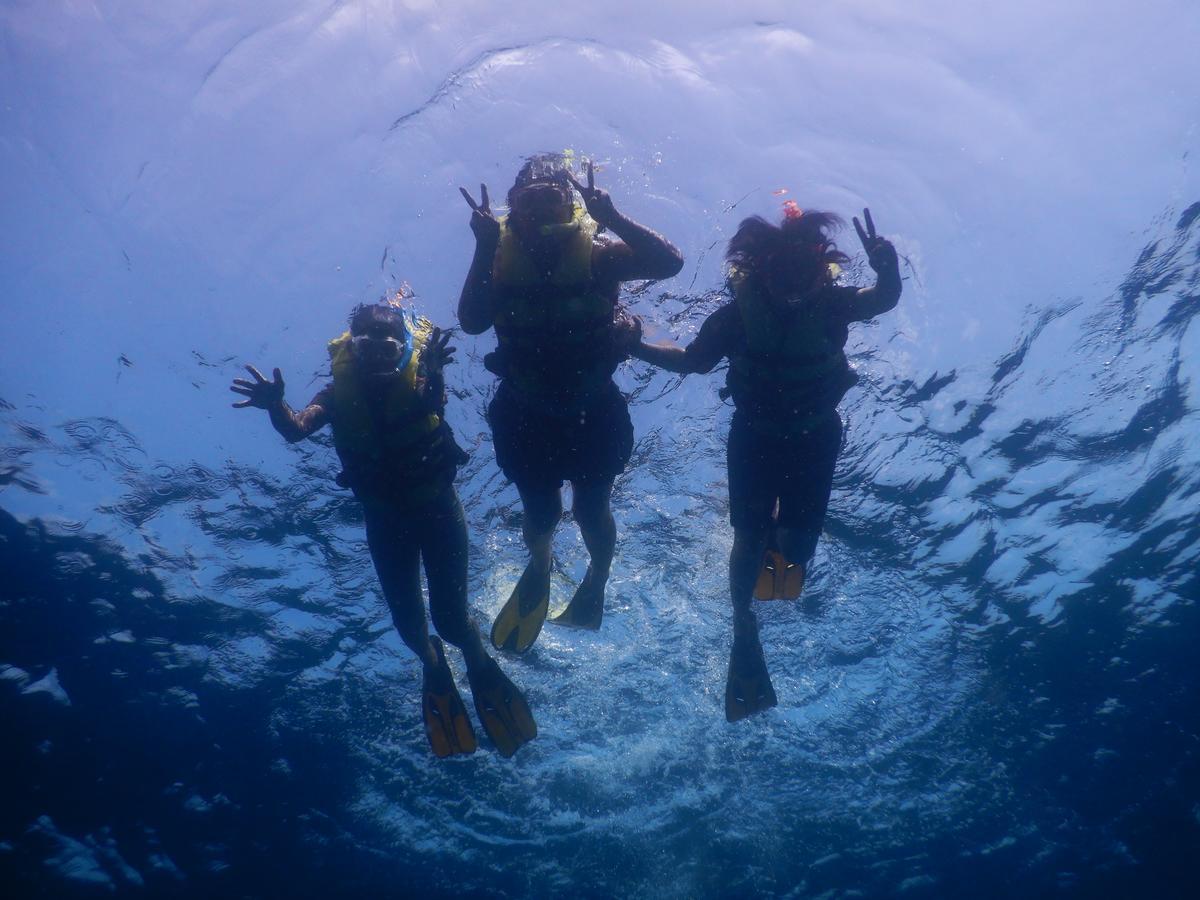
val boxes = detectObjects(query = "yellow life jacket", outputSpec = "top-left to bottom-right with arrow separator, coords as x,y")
327,317 -> 446,489
489,205 -> 618,398
725,266 -> 856,429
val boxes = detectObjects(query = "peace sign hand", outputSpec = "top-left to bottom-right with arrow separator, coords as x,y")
230,365 -> 285,410
567,161 -> 619,228
459,183 -> 500,246
852,207 -> 899,277
419,327 -> 457,377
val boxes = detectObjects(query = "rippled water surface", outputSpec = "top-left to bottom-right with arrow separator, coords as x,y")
2,2 -> 1199,897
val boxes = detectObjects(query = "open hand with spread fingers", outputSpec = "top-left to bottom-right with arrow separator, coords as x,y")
230,365 -> 285,410
567,161 -> 619,229
420,327 -> 458,377
459,183 -> 500,246
852,207 -> 899,277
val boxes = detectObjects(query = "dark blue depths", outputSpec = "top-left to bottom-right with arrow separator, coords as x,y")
2,204 -> 1199,898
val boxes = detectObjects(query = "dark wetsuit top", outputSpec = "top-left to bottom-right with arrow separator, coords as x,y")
681,286 -> 863,543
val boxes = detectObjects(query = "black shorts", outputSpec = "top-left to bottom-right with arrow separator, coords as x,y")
488,380 -> 634,491
727,409 -> 843,537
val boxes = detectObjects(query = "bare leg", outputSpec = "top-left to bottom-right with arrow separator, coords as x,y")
571,477 -> 617,585
517,482 -> 562,575
545,477 -> 615,629
489,482 -> 560,653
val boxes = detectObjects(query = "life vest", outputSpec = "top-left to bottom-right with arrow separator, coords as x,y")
327,316 -> 451,500
489,205 -> 618,398
724,266 -> 857,431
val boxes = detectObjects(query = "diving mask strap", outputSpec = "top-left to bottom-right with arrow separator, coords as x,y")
395,310 -> 416,372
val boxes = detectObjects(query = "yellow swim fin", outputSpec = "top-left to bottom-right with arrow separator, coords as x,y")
490,561 -> 551,654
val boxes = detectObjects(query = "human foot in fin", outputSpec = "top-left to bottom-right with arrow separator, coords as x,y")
422,637 -> 477,758
724,636 -> 778,723
549,566 -> 605,630
490,560 -> 551,654
466,655 -> 537,758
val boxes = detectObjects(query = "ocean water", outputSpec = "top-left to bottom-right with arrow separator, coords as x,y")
2,2 -> 1199,897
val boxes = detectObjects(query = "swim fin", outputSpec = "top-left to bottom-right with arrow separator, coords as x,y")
422,637 -> 477,758
725,639 -> 778,723
490,561 -> 551,654
467,655 -> 537,758
753,550 -> 805,601
548,566 -> 604,630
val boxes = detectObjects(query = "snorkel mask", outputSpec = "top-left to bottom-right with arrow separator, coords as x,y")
508,153 -> 580,236
349,308 -> 415,372
510,182 -> 578,237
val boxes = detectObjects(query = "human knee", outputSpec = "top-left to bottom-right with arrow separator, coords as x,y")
430,600 -> 473,646
518,486 -> 562,535
387,607 -> 430,657
572,482 -> 615,526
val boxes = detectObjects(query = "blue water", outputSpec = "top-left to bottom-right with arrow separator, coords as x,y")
3,3 -> 1199,897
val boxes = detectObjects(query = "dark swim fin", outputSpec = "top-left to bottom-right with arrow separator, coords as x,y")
753,551 -> 805,601
467,656 -> 537,758
422,637 -> 477,758
490,561 -> 551,654
725,639 -> 778,723
548,566 -> 604,630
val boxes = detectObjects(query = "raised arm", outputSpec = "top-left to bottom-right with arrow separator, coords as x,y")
230,365 -> 330,443
569,162 -> 684,283
841,207 -> 902,323
456,184 -> 501,335
627,306 -> 731,375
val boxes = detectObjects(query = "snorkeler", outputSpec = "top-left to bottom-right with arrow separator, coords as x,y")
629,206 -> 901,721
457,153 -> 683,652
229,299 -> 537,758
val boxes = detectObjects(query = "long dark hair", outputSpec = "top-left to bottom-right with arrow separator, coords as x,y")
726,209 -> 849,288
348,286 -> 411,336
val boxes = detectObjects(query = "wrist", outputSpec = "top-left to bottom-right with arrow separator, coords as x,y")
599,209 -> 627,231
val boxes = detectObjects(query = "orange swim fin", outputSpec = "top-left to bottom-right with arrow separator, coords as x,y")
753,550 -> 805,601
422,637 -> 477,759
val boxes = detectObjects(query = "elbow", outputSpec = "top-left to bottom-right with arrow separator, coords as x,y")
882,285 -> 902,312
455,304 -> 486,335
655,248 -> 685,279
458,315 -> 489,336
456,296 -> 493,335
